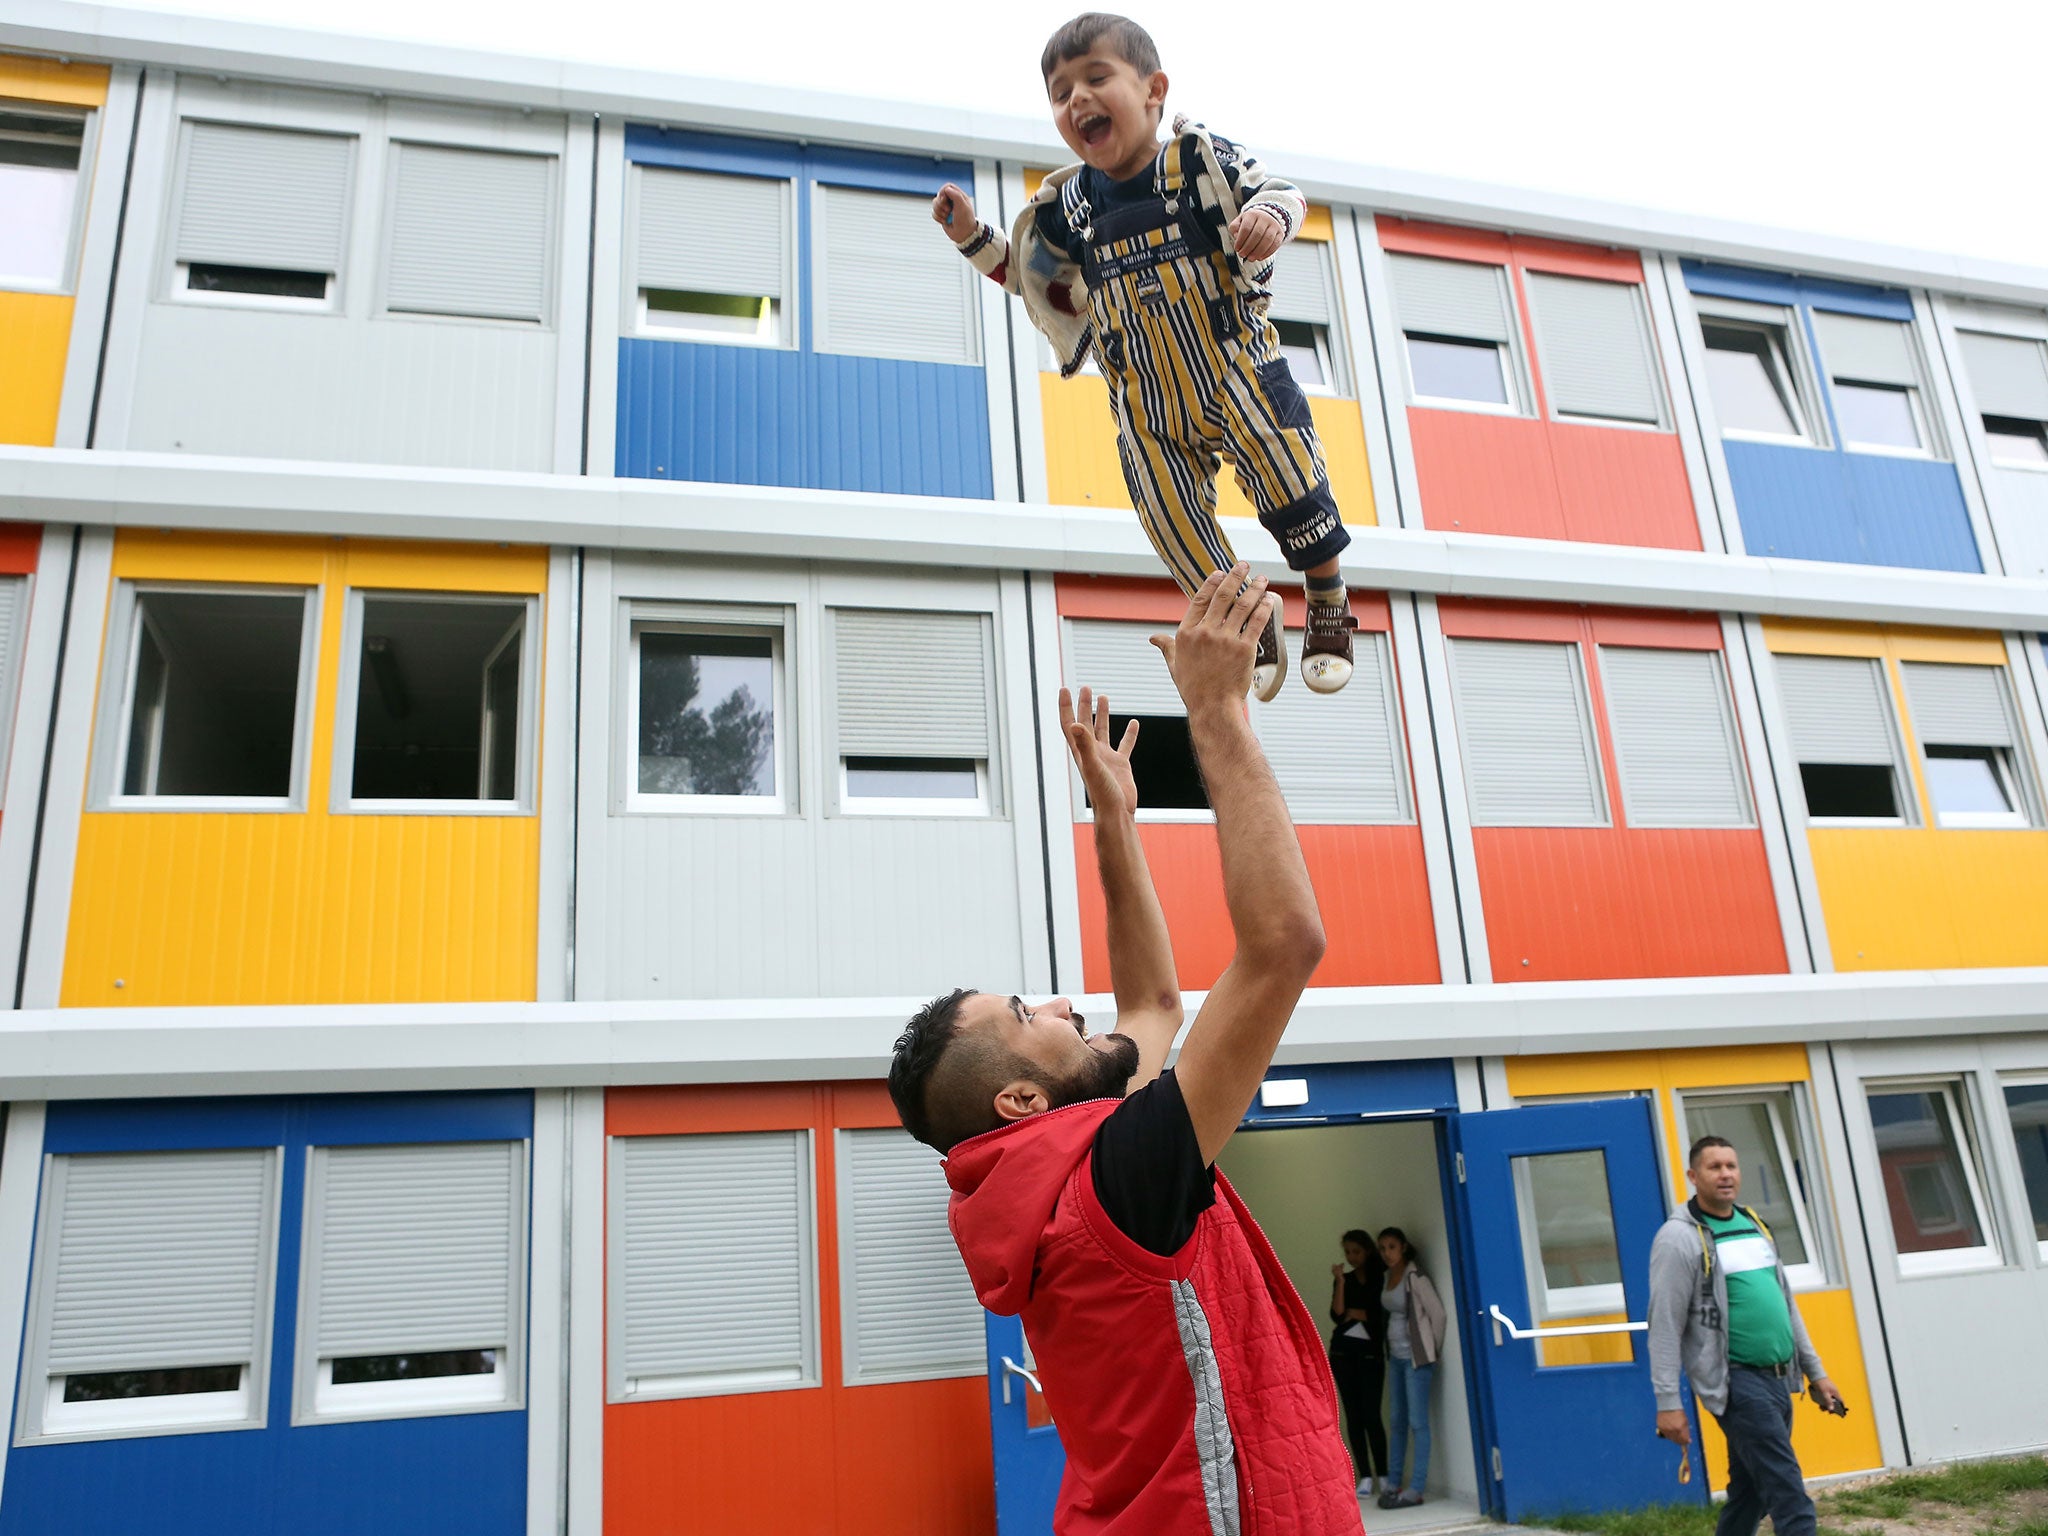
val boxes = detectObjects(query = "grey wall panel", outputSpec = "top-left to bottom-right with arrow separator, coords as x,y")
126,304 -> 557,469
596,816 -> 1023,999
1979,471 -> 2048,579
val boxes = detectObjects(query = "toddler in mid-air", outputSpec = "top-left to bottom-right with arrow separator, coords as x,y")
934,11 -> 1356,700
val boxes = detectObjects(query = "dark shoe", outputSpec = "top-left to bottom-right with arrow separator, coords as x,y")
1376,1490 -> 1403,1510
1302,597 -> 1357,694
1396,1490 -> 1425,1507
1251,592 -> 1286,703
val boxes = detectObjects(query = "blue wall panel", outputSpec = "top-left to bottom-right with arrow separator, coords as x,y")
1842,454 -> 1981,572
1238,1058 -> 1460,1126
1724,441 -> 1981,571
5,1093 -> 531,1536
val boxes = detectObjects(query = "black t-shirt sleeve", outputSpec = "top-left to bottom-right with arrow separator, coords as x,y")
1089,1068 -> 1217,1257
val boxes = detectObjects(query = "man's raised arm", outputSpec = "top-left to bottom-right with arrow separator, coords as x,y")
1152,566 -> 1327,1165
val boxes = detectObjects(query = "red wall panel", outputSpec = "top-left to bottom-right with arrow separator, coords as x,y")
1405,409 -> 1566,540
605,1085 -> 996,1536
1548,422 -> 1701,551
0,523 -> 40,574
1073,823 -> 1441,991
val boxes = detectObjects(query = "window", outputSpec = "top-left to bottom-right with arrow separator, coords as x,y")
296,1141 -> 525,1422
629,615 -> 785,811
1447,637 -> 1607,827
832,608 -> 995,814
836,1129 -> 982,1385
1387,253 -> 1520,410
2003,1081 -> 2048,1260
631,164 -> 790,345
1701,318 -> 1810,440
171,121 -> 353,308
1265,240 -> 1345,394
1598,646 -> 1752,828
0,107 -> 88,289
1524,271 -> 1663,426
107,587 -> 312,805
1513,1149 -> 1624,1321
384,143 -> 554,323
1677,1089 -> 1827,1288
608,1131 -> 818,1400
1958,331 -> 2048,469
1254,627 -> 1411,823
813,183 -> 980,366
1867,1082 -> 2001,1275
341,595 -> 533,807
1900,661 -> 2036,828
1065,619 -> 1208,815
20,1148 -> 277,1441
1811,311 -> 1933,456
1773,653 -> 1911,824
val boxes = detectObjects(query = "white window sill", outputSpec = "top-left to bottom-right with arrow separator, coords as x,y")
634,326 -> 794,350
1470,817 -> 1614,830
37,1382 -> 257,1441
624,795 -> 790,816
0,277 -> 74,297
305,1367 -> 513,1423
1934,810 -> 2032,830
168,289 -> 340,317
1895,1245 -> 2003,1278
1843,443 -> 1940,462
101,795 -> 302,814
1722,428 -> 1822,448
837,799 -> 993,818
1410,395 -> 1527,419
613,1365 -> 816,1403
1553,412 -> 1667,434
1986,455 -> 2048,474
380,307 -> 549,330
1781,1261 -> 1831,1292
1076,809 -> 1216,826
340,798 -> 534,818
1804,816 -> 1911,829
1540,1282 -> 1626,1320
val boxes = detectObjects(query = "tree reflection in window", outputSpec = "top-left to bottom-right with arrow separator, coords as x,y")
638,631 -> 776,798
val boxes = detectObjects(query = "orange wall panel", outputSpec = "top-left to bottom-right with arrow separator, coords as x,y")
1548,422 -> 1702,551
1073,823 -> 1439,991
1406,408 -> 1565,539
1473,828 -> 1788,982
0,523 -> 41,574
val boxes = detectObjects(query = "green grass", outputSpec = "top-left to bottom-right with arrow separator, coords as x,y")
1549,1506 -> 1718,1536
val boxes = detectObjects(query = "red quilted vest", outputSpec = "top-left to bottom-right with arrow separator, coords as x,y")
947,1098 -> 1363,1536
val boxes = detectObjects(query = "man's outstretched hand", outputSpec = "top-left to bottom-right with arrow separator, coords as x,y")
1150,563 -> 1267,713
1061,686 -> 1141,819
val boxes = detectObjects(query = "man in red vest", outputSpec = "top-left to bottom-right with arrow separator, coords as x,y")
890,563 -> 1363,1535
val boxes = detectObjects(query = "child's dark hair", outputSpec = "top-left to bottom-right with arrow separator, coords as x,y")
1378,1226 -> 1418,1264
1041,13 -> 1162,80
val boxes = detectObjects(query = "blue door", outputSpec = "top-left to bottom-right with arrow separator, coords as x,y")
1453,1098 -> 1704,1520
985,1311 -> 1061,1534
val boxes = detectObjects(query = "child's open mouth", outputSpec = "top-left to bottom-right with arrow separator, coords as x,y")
1078,114 -> 1111,148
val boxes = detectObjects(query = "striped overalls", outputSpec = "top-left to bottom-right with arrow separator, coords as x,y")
1064,136 -> 1350,595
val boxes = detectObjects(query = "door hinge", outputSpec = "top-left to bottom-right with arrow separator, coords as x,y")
1455,1151 -> 1467,1183
1491,1446 -> 1503,1481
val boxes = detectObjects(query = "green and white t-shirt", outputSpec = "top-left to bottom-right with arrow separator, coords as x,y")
1699,1206 -> 1794,1368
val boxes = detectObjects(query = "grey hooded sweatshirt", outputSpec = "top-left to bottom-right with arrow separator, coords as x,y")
1647,1199 -> 1826,1417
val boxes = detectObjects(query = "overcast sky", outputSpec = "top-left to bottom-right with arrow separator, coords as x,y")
121,0 -> 2048,269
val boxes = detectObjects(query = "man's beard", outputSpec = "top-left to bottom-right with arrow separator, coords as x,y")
1045,1032 -> 1142,1107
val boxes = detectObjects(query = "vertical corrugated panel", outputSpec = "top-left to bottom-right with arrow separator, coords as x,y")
1522,271 -> 1661,424
1255,631 -> 1407,822
1721,438 -> 1981,572
1808,827 -> 2048,970
1039,372 -> 1132,508
45,1148 -> 273,1372
1386,253 -> 1511,341
1448,637 -> 1607,825
0,291 -> 73,446
1547,422 -> 1701,550
385,144 -> 553,322
1406,408 -> 1567,540
309,1141 -> 520,1357
614,1132 -> 810,1387
840,1129 -> 981,1380
634,164 -> 788,297
834,609 -> 990,757
128,302 -> 560,470
1810,311 -> 1918,386
1472,827 -> 1788,980
1899,662 -> 2015,746
175,121 -> 353,272
1599,647 -> 1752,827
814,184 -> 978,365
812,820 -> 1025,997
1837,456 -> 1983,573
1775,654 -> 1898,764
805,352 -> 993,497
1958,331 -> 2048,419
1073,824 -> 1441,991
1065,618 -> 1183,714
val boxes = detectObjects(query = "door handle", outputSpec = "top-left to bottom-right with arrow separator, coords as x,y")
1000,1354 -> 1043,1404
1488,1303 -> 1649,1346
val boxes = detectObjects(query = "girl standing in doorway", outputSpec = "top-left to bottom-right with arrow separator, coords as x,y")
1377,1227 -> 1448,1509
1329,1229 -> 1389,1498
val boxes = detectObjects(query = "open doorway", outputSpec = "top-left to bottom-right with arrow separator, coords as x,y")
1219,1119 -> 1487,1533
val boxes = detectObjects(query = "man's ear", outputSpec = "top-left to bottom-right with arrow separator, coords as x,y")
993,1079 -> 1052,1124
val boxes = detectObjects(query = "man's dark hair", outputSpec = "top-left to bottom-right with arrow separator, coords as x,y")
1688,1134 -> 1737,1168
1041,13 -> 1162,80
889,988 -> 1035,1154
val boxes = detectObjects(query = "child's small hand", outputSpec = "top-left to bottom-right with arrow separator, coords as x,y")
932,183 -> 978,243
1228,205 -> 1286,262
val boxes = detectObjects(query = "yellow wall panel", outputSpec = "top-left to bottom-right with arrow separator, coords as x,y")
1762,617 -> 2007,665
62,532 -> 548,1005
0,54 -> 110,106
0,292 -> 74,446
1696,1288 -> 1883,1484
1809,828 -> 2048,969
1537,1311 -> 1633,1368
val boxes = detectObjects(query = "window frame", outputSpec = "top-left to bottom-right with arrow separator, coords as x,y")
1595,643 -> 1756,830
1266,237 -> 1349,398
827,603 -> 999,820
291,1139 -> 530,1426
1811,310 -> 1944,461
838,757 -> 990,818
1865,1077 -> 2004,1279
1695,298 -> 1827,447
1998,1072 -> 2048,1264
1982,414 -> 2048,471
329,588 -> 542,815
1674,1085 -> 1832,1290
1777,652 -> 1919,829
1448,635 -> 1611,830
0,102 -> 99,295
1902,663 -> 2041,831
624,161 -> 797,349
1404,330 -> 1524,416
1511,1148 -> 1626,1322
1828,378 -> 1935,461
809,178 -> 982,367
621,601 -> 795,816
16,1146 -> 282,1445
93,580 -> 322,813
1523,269 -> 1669,432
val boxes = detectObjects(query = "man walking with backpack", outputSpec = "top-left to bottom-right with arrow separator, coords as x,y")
1649,1135 -> 1848,1536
